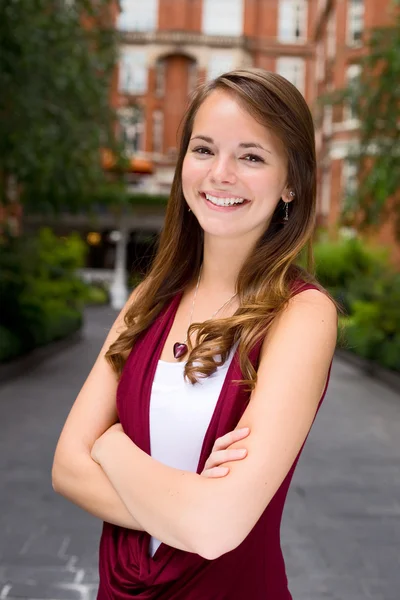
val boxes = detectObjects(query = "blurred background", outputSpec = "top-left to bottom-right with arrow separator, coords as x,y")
0,1 -> 399,599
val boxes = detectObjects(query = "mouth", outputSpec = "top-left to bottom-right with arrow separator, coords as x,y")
200,192 -> 251,211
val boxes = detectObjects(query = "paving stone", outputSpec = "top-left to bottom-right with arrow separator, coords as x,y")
4,584 -> 84,600
1,306 -> 399,599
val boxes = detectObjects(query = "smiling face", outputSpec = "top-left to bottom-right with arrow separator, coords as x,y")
182,89 -> 293,242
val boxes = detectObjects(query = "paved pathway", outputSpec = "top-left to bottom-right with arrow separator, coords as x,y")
0,306 -> 399,600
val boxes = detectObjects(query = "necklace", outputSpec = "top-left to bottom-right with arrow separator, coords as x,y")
173,265 -> 238,360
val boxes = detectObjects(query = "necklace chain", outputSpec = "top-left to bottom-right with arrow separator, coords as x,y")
184,264 -> 237,344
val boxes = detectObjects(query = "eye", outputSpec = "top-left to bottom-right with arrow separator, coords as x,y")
192,146 -> 213,156
242,153 -> 265,164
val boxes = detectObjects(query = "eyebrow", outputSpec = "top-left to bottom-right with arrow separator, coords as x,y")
190,135 -> 272,154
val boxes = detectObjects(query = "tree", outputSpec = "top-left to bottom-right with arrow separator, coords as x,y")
0,0 -> 120,214
323,1 -> 400,238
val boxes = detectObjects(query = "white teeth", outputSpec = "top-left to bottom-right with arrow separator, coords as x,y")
205,193 -> 245,206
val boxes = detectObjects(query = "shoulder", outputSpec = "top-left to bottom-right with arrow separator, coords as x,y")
260,281 -> 338,364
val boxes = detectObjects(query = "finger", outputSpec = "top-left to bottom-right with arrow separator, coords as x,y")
212,428 -> 250,452
203,448 -> 247,470
201,466 -> 230,478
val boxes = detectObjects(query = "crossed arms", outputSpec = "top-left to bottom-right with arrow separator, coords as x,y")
52,285 -> 337,559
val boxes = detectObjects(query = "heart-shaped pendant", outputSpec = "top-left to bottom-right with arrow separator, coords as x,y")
173,342 -> 188,359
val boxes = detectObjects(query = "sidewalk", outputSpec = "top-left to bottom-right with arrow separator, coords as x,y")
0,306 -> 399,600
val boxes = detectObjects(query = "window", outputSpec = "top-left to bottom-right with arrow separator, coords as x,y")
347,0 -> 364,46
119,49 -> 147,95
345,64 -> 361,121
118,0 -> 158,32
118,106 -> 145,156
153,110 -> 164,154
207,53 -> 235,81
275,57 -> 305,95
342,160 -> 358,199
202,0 -> 244,36
278,0 -> 308,44
155,59 -> 166,97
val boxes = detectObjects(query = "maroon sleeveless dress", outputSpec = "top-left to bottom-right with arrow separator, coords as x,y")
97,282 -> 332,599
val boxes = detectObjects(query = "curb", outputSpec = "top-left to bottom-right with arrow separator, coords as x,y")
0,330 -> 83,385
335,348 -> 400,395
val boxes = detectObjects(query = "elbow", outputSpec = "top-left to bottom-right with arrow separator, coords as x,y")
192,518 -> 244,561
51,449 -> 84,496
195,533 -> 242,561
51,460 -> 67,495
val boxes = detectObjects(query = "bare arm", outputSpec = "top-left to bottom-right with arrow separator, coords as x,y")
92,289 -> 337,558
52,285 -> 145,530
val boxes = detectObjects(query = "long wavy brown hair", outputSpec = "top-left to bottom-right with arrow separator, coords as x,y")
106,68 -> 337,390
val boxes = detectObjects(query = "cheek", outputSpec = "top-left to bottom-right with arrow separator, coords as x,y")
182,155 -> 208,186
248,168 -> 286,197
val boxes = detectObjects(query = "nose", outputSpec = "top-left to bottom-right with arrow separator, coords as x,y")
209,155 -> 237,185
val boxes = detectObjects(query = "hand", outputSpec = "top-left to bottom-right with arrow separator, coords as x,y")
201,427 -> 250,478
91,422 -> 124,464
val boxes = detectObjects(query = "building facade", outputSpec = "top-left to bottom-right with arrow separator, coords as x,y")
111,0 -> 399,264
313,0 -> 399,261
114,0 -> 317,193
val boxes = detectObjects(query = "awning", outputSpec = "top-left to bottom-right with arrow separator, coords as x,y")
101,149 -> 153,174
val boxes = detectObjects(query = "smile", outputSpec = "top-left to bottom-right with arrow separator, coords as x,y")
200,192 -> 250,210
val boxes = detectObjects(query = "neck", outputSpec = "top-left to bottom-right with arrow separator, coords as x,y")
200,231 -> 257,295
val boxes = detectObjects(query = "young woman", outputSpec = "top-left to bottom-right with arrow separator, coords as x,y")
52,68 -> 338,599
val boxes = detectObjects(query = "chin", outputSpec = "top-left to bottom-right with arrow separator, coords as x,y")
197,217 -> 247,239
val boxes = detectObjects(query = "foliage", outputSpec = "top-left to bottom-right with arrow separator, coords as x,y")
313,235 -> 400,372
22,186 -> 170,217
0,228 -> 87,362
313,236 -> 390,312
320,1 -> 400,237
0,0 -> 120,211
85,283 -> 109,305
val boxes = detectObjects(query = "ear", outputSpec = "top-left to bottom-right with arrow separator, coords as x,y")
282,189 -> 295,203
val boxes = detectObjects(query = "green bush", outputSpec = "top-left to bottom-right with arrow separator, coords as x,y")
313,237 -> 390,312
84,284 -> 109,305
313,235 -> 400,373
0,326 -> 23,362
0,228 -> 87,362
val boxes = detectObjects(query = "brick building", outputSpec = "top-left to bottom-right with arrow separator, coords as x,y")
112,0 -> 399,263
115,0 -> 317,193
314,0 -> 399,262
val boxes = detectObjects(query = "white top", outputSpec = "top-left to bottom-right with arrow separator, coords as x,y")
148,343 -> 238,557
